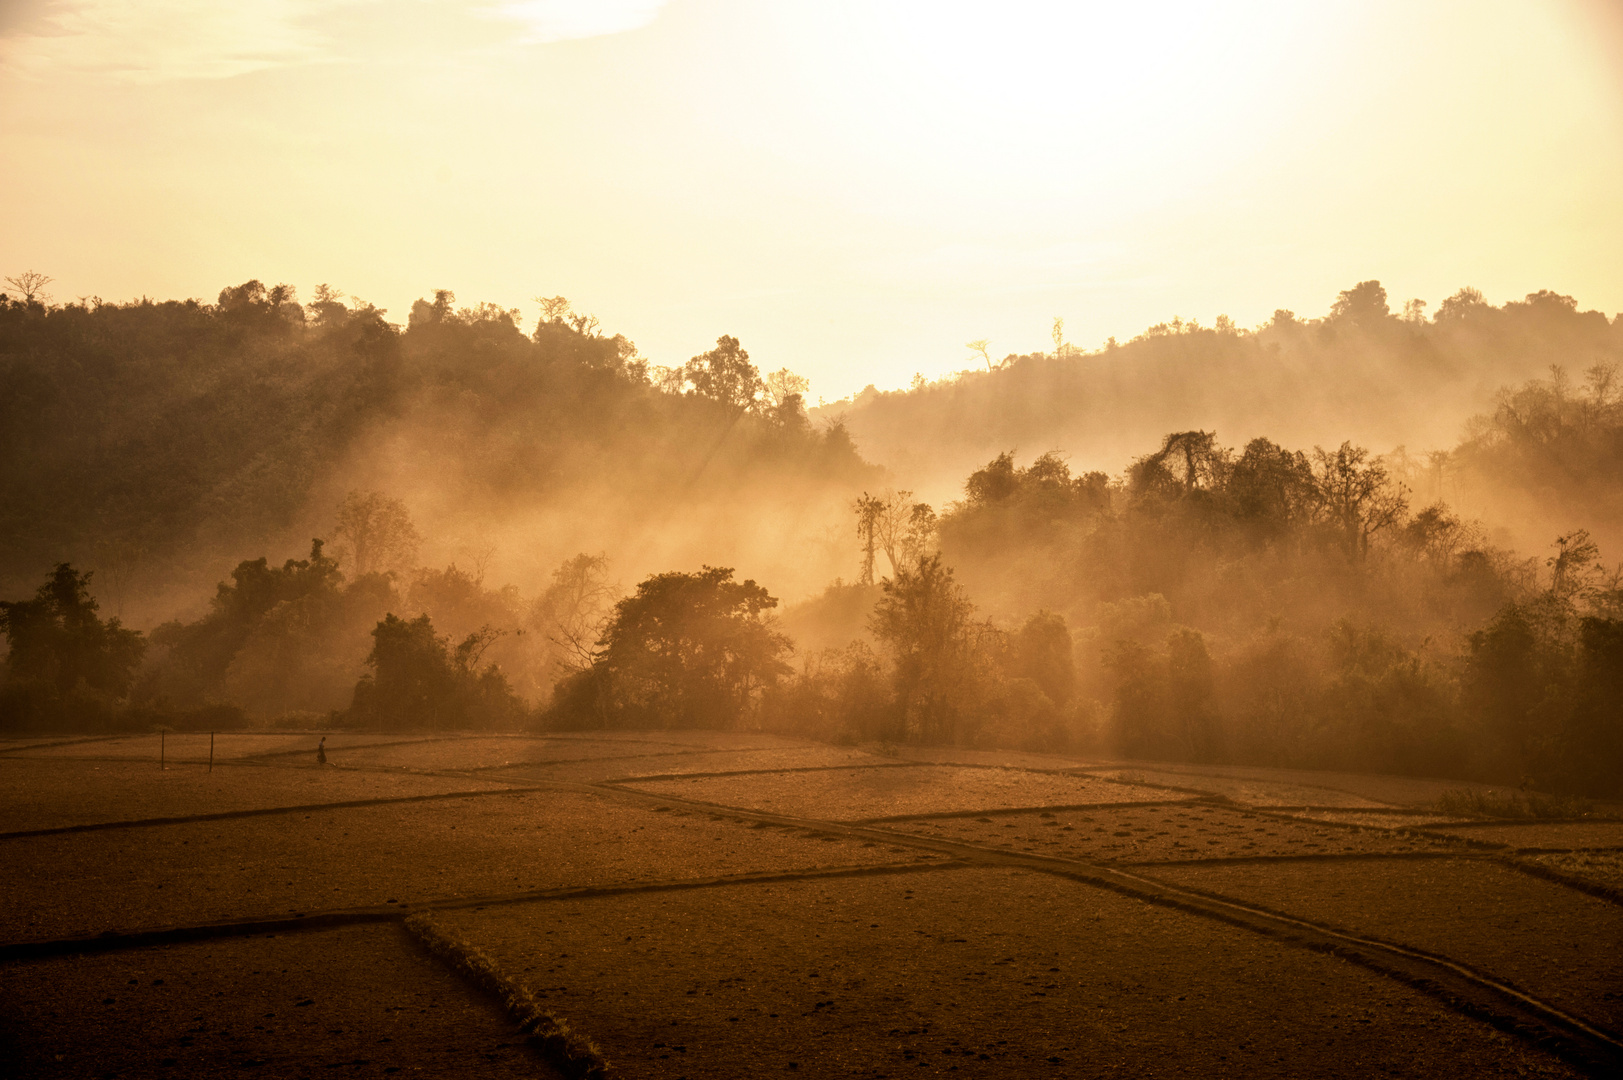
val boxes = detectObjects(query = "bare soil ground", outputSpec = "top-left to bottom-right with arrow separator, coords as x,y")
1089,768 -> 1392,808
502,744 -> 894,783
1286,809 -> 1472,828
332,735 -> 693,771
3,730 -> 1619,1078
622,764 -> 1170,820
882,804 -> 1459,864
0,757 -> 513,833
1519,852 -> 1623,894
1073,762 -> 1513,808
0,923 -> 562,1079
1417,821 -> 1623,850
434,866 -> 1578,1079
1148,857 -> 1623,1033
0,789 -> 930,942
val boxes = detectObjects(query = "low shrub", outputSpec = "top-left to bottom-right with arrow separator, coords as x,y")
1434,787 -> 1594,819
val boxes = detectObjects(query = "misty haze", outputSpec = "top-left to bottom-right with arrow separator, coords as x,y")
2,2 -> 1622,1078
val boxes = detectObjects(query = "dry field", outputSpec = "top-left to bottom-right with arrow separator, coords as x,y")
1,731 -> 1619,1078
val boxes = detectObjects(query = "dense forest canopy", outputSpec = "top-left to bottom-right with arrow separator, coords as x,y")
2,276 -> 1621,796
817,283 -> 1623,554
0,282 -> 871,624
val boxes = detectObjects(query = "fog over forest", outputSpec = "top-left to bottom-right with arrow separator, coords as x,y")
3,276 -> 1621,796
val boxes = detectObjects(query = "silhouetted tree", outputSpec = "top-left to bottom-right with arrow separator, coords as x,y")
0,565 -> 145,728
1226,438 -> 1316,538
684,335 -> 764,413
3,271 -> 52,304
764,368 -> 809,408
1329,280 -> 1390,328
965,452 -> 1019,504
143,540 -> 346,709
854,493 -> 884,585
871,555 -> 982,742
350,611 -> 523,729
558,566 -> 791,730
1138,431 -> 1228,494
1311,442 -> 1408,559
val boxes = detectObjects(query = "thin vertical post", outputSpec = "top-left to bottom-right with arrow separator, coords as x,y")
209,731 -> 215,773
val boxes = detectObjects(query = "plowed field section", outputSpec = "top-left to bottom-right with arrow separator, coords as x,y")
0,791 -> 928,942
1150,857 -> 1623,1034
0,924 -> 562,1079
885,804 -> 1454,863
0,758 -> 514,833
500,745 -> 895,783
623,765 -> 1167,820
436,866 -> 1579,1080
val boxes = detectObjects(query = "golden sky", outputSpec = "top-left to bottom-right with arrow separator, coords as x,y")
2,0 -> 1620,399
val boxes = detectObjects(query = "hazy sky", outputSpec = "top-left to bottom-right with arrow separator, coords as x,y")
2,0 -> 1620,400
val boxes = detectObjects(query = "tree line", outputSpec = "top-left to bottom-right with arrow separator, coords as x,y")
0,280 -> 871,614
5,417 -> 1618,795
2,276 -> 1619,796
821,281 -> 1623,559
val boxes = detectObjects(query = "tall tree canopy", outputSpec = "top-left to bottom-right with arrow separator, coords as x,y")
0,564 -> 145,728
554,566 -> 790,729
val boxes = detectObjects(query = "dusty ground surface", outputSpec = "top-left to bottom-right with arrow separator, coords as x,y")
330,735 -> 697,771
0,757 -> 514,833
3,730 -> 1619,1078
1519,852 -> 1623,893
622,764 -> 1170,820
1417,821 -> 1623,850
502,744 -> 894,783
1284,808 -> 1473,828
0,923 -> 562,1079
1088,768 -> 1393,808
1148,857 -> 1623,1033
882,804 -> 1460,864
0,789 -> 931,942
435,866 -> 1578,1080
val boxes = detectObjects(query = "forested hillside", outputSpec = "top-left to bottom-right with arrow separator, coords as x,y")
819,283 -> 1623,551
0,283 -> 873,623
3,277 -> 1620,796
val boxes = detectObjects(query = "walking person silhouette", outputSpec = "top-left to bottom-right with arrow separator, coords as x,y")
317,736 -> 327,765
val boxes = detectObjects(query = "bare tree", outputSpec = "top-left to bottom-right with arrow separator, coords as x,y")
650,364 -> 687,395
5,270 -> 52,304
454,625 -> 508,672
531,553 -> 618,674
854,493 -> 883,584
966,339 -> 994,371
763,367 -> 810,409
331,491 -> 422,577
1548,529 -> 1602,602
454,539 -> 498,585
1310,443 -> 1408,559
866,489 -> 937,577
533,295 -> 572,322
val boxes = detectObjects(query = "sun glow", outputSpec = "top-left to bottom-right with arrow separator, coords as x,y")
0,0 -> 1619,397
